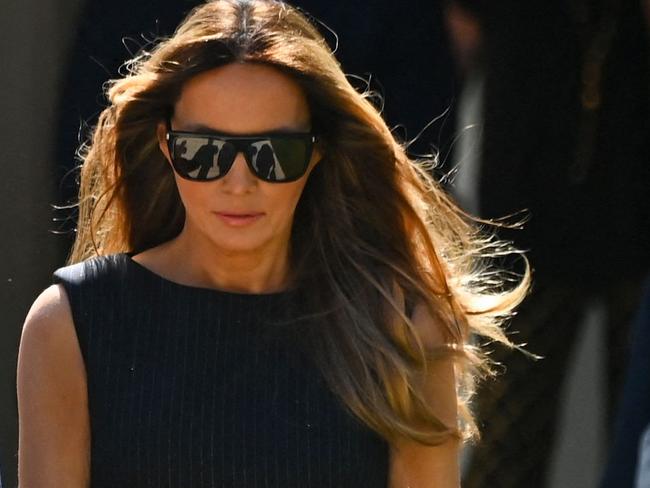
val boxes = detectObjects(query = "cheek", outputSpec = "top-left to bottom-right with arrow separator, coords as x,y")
265,182 -> 307,219
174,178 -> 213,214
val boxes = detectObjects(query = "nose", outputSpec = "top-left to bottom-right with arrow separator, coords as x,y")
220,151 -> 257,193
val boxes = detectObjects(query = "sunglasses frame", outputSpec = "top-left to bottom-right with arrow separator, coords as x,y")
165,122 -> 319,183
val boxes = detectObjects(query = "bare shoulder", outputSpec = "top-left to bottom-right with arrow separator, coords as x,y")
18,284 -> 84,380
17,284 -> 90,487
21,284 -> 76,341
19,284 -> 83,370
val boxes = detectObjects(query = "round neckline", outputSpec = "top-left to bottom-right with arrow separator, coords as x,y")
120,252 -> 297,299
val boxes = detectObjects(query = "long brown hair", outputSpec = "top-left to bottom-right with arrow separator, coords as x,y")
69,0 -> 531,446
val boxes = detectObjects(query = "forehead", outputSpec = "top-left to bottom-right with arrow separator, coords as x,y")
173,62 -> 311,133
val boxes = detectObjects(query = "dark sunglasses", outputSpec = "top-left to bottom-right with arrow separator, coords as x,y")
165,122 -> 319,183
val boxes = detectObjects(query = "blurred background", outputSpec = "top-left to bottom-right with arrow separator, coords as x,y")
1,0 -> 648,487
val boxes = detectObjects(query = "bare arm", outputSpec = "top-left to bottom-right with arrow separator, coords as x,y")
17,284 -> 90,487
388,302 -> 461,488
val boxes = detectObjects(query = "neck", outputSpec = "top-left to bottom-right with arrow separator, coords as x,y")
163,224 -> 293,294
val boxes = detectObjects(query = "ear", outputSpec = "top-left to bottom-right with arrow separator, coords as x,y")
156,121 -> 172,163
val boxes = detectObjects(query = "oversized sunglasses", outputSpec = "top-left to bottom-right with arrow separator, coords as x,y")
165,123 -> 319,183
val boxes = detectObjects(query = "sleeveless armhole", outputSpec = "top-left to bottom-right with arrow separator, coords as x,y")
51,255 -> 124,371
52,261 -> 91,369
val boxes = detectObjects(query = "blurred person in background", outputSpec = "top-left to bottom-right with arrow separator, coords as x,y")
601,275 -> 650,488
445,0 -> 650,486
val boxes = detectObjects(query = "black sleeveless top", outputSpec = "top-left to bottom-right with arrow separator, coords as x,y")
53,253 -> 389,487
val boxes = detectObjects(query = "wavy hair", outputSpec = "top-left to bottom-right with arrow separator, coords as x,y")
68,0 -> 531,446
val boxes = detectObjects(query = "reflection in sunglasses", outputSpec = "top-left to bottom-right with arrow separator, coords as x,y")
167,131 -> 314,182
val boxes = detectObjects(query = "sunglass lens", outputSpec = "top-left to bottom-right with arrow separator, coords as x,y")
271,138 -> 310,181
172,136 -> 233,180
216,143 -> 237,176
249,138 -> 309,182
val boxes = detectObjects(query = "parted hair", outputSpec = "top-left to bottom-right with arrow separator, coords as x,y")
69,0 -> 531,446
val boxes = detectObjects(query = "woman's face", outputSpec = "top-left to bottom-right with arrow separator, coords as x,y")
158,62 -> 322,256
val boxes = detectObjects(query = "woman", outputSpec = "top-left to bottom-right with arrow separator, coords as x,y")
17,0 -> 529,486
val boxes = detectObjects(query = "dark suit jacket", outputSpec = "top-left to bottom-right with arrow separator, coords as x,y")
475,0 -> 650,287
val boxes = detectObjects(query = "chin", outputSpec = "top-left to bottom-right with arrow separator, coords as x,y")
208,232 -> 274,255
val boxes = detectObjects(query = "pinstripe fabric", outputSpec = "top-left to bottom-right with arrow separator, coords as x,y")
53,253 -> 389,487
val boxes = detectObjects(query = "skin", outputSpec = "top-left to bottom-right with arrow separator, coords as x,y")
17,62 -> 460,487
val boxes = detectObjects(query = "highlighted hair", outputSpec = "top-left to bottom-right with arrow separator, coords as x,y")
69,0 -> 531,446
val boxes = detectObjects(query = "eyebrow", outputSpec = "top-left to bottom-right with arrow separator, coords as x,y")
175,122 -> 311,136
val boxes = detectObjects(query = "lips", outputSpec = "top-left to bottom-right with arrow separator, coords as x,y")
214,211 -> 265,227
216,212 -> 264,217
